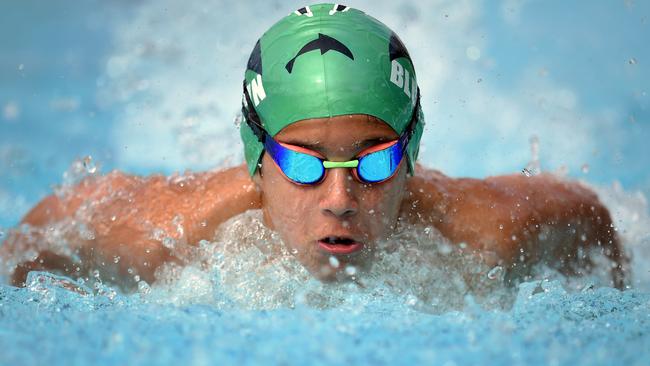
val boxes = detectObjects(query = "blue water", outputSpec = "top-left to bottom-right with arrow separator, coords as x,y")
1,1 -> 650,365
1,276 -> 649,366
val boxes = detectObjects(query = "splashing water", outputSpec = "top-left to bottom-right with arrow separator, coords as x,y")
1,161 -> 649,365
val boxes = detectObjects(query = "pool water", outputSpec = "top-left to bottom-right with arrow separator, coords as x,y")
1,1 -> 650,365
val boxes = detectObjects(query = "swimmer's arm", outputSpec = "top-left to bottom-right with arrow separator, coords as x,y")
2,165 -> 261,287
404,166 -> 626,287
0,192 -> 87,286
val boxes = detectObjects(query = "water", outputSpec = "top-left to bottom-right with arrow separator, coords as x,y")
1,187 -> 649,364
2,1 -> 650,365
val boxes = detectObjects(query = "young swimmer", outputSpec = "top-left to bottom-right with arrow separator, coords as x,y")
0,3 -> 626,289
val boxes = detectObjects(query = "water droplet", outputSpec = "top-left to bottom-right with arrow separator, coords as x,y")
162,236 -> 176,249
82,156 -> 97,174
328,256 -> 340,268
134,275 -> 140,282
477,78 -> 483,83
580,233 -> 587,242
487,265 -> 503,280
110,215 -> 117,222
368,209 -> 375,215
137,280 -> 151,295
405,294 -> 418,306
342,221 -> 350,228
113,256 -> 120,264
459,242 -> 467,249
511,235 -> 517,241
581,164 -> 589,174
629,58 -> 637,65
499,224 -> 504,230
0,230 -> 5,239
233,113 -> 243,127
18,64 -> 24,71
581,283 -> 594,292
344,265 -> 356,276
466,46 -> 481,61
127,268 -> 134,274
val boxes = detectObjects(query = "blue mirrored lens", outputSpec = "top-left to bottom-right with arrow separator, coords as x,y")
265,139 -> 324,184
357,144 -> 403,183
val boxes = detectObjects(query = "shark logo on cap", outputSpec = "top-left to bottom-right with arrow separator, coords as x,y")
285,33 -> 354,73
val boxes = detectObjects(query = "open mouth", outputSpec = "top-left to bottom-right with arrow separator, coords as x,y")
318,236 -> 363,255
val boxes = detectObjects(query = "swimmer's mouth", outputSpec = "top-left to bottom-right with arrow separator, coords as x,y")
318,236 -> 363,255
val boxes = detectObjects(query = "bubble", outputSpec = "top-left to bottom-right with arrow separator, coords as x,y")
629,58 -> 637,65
113,256 -> 121,264
368,209 -> 375,215
329,256 -> 340,268
477,78 -> 483,83
134,275 -> 140,282
581,164 -> 590,174
18,63 -> 24,71
110,215 -> 117,222
499,224 -> 504,230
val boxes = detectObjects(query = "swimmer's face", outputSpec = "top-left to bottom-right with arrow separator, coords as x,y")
256,114 -> 408,280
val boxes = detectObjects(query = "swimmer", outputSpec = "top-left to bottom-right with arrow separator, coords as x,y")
0,3 -> 626,289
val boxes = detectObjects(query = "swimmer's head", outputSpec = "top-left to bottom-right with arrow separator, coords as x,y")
239,3 -> 424,280
240,3 -> 424,177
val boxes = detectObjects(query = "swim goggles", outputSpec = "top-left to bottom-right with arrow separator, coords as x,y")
243,83 -> 420,185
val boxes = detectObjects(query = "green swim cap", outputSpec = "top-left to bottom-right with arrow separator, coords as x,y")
240,3 -> 424,176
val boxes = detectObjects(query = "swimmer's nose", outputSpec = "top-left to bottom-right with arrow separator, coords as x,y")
319,167 -> 358,218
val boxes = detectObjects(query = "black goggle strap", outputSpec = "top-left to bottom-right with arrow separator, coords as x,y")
242,80 -> 268,144
398,87 -> 421,150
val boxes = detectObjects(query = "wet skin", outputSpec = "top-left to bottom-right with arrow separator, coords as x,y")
0,114 -> 627,288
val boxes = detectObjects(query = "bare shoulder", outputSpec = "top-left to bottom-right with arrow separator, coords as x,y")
21,164 -> 260,240
401,165 -> 619,268
2,164 -> 261,287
